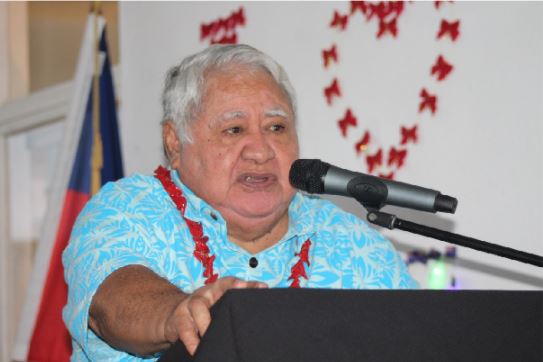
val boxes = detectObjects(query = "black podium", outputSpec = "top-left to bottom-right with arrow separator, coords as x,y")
158,289 -> 542,362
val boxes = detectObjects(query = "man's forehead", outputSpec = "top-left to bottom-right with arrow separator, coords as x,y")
199,67 -> 295,127
204,66 -> 287,101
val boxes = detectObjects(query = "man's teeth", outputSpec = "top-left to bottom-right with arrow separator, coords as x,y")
244,175 -> 266,182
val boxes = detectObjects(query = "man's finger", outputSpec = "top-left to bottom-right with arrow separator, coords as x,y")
214,276 -> 242,291
213,277 -> 267,291
177,313 -> 200,355
231,279 -> 268,289
188,296 -> 212,337
245,281 -> 268,289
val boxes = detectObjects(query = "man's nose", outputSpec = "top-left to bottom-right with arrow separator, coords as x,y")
241,131 -> 275,164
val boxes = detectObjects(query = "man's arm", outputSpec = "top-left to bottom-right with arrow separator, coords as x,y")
89,265 -> 266,356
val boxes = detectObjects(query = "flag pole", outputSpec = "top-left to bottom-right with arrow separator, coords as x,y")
91,1 -> 103,195
12,5 -> 114,360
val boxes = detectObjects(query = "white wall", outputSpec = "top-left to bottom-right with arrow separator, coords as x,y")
119,2 -> 542,289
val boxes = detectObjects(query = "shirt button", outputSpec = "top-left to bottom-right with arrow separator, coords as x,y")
249,257 -> 258,268
210,212 -> 218,221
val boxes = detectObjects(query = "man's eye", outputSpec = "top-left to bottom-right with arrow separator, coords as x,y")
225,126 -> 242,135
270,124 -> 286,133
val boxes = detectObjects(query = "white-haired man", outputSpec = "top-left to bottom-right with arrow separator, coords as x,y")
63,44 -> 417,361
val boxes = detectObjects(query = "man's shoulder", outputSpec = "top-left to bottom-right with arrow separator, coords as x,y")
101,172 -> 160,193
77,172 -> 173,224
293,192 -> 390,248
93,173 -> 164,205
294,192 -> 364,229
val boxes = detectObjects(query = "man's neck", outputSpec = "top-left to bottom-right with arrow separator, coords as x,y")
227,214 -> 289,255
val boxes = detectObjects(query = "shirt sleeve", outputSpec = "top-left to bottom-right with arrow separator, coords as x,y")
61,179 -> 177,359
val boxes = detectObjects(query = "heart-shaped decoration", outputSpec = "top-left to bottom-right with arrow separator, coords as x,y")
323,1 -> 460,179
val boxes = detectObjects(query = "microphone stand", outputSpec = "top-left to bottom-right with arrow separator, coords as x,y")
365,209 -> 543,268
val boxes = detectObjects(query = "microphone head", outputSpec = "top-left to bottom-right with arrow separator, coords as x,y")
434,194 -> 458,214
289,159 -> 330,194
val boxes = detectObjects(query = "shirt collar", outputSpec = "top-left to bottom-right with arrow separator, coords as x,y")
169,168 -> 224,224
286,192 -> 317,240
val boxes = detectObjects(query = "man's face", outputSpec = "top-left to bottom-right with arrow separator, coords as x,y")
175,67 -> 299,241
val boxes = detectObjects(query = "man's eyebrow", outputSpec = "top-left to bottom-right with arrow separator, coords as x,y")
210,111 -> 246,128
265,107 -> 289,119
222,110 -> 246,121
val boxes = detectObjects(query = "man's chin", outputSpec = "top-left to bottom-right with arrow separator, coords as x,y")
227,206 -> 279,220
219,202 -> 286,224
217,191 -> 294,225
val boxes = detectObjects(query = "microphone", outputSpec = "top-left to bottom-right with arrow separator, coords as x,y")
289,159 -> 457,213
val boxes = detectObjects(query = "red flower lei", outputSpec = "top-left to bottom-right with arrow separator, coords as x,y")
154,166 -> 311,288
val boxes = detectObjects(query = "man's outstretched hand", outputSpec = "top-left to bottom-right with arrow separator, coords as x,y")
164,277 -> 268,355
89,266 -> 267,357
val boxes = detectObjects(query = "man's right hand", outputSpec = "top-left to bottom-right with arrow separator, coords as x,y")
163,276 -> 267,355
89,266 -> 267,357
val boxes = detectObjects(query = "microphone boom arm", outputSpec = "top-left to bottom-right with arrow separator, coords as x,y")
366,210 -> 543,268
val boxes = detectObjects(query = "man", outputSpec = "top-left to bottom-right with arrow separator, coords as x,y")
63,44 -> 417,361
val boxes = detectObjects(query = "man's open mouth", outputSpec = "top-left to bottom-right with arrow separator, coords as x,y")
238,173 -> 277,189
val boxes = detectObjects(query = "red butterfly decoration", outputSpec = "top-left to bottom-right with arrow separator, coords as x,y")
201,21 -> 215,41
350,1 -> 368,15
437,19 -> 460,41
371,1 -> 404,20
366,2 -> 384,20
388,1 -> 405,18
330,10 -> 349,30
435,0 -> 453,10
200,7 -> 245,44
338,108 -> 358,137
431,55 -> 453,81
388,147 -> 408,168
366,148 -> 383,173
322,44 -> 338,68
400,125 -> 418,145
229,7 -> 246,26
201,22 -> 218,42
355,130 -> 371,154
377,18 -> 398,38
324,78 -> 341,105
419,88 -> 437,115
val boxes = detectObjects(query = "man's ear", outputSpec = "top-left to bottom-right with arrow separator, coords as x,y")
162,121 -> 182,169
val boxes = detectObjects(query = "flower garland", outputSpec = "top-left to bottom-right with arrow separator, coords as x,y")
154,166 -> 311,288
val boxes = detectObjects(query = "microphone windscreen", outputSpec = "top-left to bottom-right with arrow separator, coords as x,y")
289,159 -> 330,194
434,194 -> 458,214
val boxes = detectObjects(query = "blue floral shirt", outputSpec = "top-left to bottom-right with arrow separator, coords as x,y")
63,169 -> 417,361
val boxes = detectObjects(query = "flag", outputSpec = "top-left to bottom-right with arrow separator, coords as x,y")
13,14 -> 123,361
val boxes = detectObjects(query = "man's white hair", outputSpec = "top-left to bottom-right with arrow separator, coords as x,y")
161,44 -> 297,143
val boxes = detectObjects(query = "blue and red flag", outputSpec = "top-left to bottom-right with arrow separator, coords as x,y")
14,16 -> 123,361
